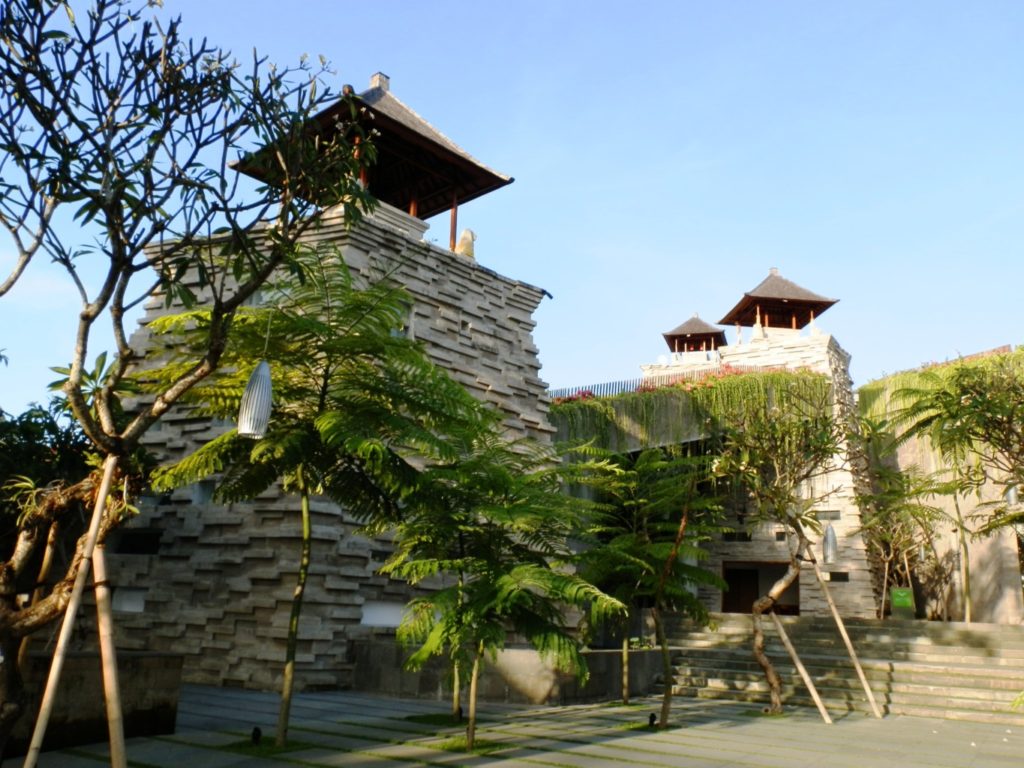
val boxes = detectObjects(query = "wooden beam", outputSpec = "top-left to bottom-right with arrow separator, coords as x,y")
449,191 -> 458,251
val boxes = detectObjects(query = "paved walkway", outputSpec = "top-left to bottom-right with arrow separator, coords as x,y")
5,684 -> 1023,767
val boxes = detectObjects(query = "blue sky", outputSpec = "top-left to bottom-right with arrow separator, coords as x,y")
2,0 -> 1023,413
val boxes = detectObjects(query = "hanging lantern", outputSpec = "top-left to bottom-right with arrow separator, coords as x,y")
237,360 -> 272,439
822,522 -> 838,565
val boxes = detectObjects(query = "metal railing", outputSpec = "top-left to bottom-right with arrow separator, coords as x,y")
548,364 -> 770,401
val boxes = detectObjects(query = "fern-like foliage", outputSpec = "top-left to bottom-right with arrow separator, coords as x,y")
148,244 -> 489,509
381,428 -> 626,686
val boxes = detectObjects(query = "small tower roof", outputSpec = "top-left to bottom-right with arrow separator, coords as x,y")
236,73 -> 513,220
718,268 -> 837,328
662,314 -> 727,352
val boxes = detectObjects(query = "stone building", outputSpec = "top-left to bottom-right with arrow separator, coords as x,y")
639,268 -> 878,618
104,74 -> 555,690
617,268 -> 1022,623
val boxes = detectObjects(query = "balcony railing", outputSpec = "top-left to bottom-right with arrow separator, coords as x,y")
548,363 -> 769,401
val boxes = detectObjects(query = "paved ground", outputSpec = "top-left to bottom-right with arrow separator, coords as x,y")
5,684 -> 1023,767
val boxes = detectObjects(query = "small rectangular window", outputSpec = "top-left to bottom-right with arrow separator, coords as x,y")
192,480 -> 217,505
828,572 -> 850,583
722,531 -> 752,543
817,510 -> 841,521
110,529 -> 161,555
360,601 -> 405,628
775,531 -> 787,542
112,588 -> 146,613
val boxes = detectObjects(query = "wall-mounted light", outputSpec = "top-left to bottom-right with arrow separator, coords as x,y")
237,360 -> 272,439
1005,485 -> 1019,507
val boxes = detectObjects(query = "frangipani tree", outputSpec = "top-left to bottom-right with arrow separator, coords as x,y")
712,372 -> 844,714
0,0 -> 374,750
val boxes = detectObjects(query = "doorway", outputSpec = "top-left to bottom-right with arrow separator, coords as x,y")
722,562 -> 799,615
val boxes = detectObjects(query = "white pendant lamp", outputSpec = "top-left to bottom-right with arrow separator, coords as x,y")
237,360 -> 272,439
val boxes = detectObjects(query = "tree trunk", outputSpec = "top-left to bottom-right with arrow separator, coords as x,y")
0,637 -> 26,761
751,533 -> 810,714
621,635 -> 630,705
17,521 -> 60,676
651,509 -> 690,726
954,496 -> 972,623
276,481 -> 313,747
652,604 -> 672,728
466,641 -> 484,751
879,558 -> 890,620
451,658 -> 462,721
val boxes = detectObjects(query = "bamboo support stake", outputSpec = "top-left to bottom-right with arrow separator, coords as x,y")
769,611 -> 831,724
810,559 -> 883,719
24,454 -> 119,768
93,546 -> 127,768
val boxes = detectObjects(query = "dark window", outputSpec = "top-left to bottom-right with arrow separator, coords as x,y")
110,529 -> 162,555
829,571 -> 850,582
722,531 -> 752,542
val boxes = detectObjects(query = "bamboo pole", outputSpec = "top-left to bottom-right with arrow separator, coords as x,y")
93,546 -> 127,768
24,454 -> 119,768
769,611 -> 831,724
810,559 -> 883,719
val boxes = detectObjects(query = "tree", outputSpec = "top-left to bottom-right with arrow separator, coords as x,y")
712,372 -> 844,714
0,0 -> 374,751
854,417 -> 954,620
149,250 -> 485,746
578,447 -> 723,726
893,350 -> 1024,534
0,401 -> 91,513
380,433 -> 625,751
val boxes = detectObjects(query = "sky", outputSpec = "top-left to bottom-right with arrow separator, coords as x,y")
2,0 -> 1023,413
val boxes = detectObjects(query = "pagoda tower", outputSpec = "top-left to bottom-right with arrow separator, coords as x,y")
641,269 -> 876,620
116,74 -> 552,694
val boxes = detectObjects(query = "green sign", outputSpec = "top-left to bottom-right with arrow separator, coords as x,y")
890,587 -> 915,619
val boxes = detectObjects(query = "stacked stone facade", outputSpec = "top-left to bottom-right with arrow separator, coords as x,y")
105,204 -> 553,690
642,324 -> 878,619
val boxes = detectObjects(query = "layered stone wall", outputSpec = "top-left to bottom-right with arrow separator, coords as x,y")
105,205 -> 554,690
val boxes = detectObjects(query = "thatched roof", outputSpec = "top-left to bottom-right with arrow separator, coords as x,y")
663,314 -> 727,352
237,73 -> 512,220
718,268 -> 837,328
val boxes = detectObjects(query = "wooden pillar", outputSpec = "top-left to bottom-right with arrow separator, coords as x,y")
408,199 -> 419,218
449,192 -> 458,251
354,136 -> 368,188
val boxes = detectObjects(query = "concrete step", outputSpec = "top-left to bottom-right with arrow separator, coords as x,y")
660,612 -> 1024,726
663,684 -> 1024,725
671,667 -> 1024,702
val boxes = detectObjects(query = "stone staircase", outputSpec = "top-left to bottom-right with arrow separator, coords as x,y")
662,613 -> 1024,724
